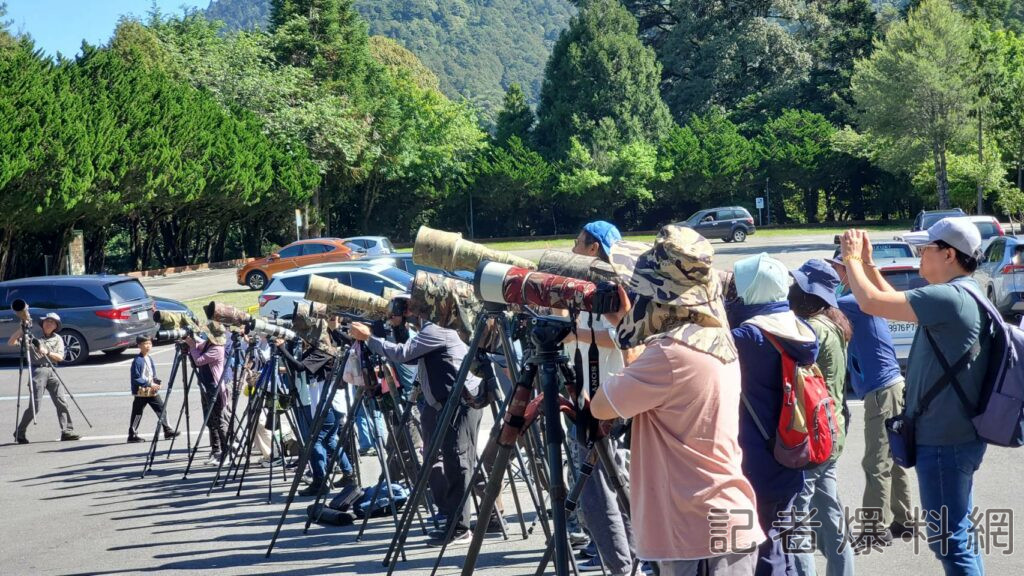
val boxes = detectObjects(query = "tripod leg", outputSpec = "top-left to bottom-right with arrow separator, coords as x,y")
265,369 -> 360,558
165,358 -> 192,457
45,361 -> 92,428
141,348 -> 182,478
182,388 -> 217,479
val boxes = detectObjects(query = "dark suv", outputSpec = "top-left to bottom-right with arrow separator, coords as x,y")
678,207 -> 756,242
912,208 -> 965,232
0,275 -> 156,365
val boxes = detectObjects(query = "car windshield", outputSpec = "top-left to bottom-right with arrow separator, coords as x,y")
684,212 -> 705,226
380,267 -> 414,289
880,268 -> 928,292
106,279 -> 148,303
922,212 -> 962,229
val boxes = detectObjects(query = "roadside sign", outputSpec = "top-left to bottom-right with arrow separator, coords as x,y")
755,197 -> 765,209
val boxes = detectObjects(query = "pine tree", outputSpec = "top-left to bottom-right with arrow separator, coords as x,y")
494,83 -> 534,146
269,0 -> 371,94
534,0 -> 672,159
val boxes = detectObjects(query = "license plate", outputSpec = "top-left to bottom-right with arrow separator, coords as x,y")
887,321 -> 916,337
138,311 -> 149,321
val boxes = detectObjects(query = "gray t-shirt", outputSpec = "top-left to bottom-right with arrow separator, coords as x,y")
31,333 -> 65,364
905,279 -> 991,445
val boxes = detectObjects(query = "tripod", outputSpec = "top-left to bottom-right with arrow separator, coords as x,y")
141,341 -> 198,478
12,320 -> 38,441
382,308 -> 552,575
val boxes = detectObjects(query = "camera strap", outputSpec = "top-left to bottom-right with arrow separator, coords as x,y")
587,313 -> 599,397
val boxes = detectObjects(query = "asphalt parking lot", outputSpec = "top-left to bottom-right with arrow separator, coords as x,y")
2,231 -> 1021,575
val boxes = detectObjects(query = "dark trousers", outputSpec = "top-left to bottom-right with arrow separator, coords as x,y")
129,395 -> 168,437
200,386 -> 229,457
419,402 -> 450,517
440,403 -> 483,531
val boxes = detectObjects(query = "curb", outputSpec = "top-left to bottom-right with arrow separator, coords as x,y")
127,258 -> 255,279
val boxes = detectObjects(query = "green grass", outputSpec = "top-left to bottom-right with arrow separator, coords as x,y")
182,289 -> 259,319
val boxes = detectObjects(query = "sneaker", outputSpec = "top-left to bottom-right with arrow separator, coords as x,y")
576,558 -> 604,573
359,447 -> 377,457
15,435 -> 29,445
127,436 -> 145,444
163,429 -> 181,440
889,521 -> 916,541
60,432 -> 81,441
569,531 -> 590,550
426,528 -> 470,547
470,515 -> 508,534
577,541 -> 597,560
258,459 -> 273,468
204,454 -> 223,467
298,482 -> 329,497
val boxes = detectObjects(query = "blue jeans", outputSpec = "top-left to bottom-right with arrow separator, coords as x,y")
793,460 -> 854,576
356,398 -> 388,452
311,408 -> 341,485
916,440 -> 987,576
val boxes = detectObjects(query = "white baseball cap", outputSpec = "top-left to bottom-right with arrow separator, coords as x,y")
903,217 -> 982,258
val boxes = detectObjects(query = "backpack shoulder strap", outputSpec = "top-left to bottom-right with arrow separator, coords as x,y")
741,393 -> 772,441
920,328 -> 977,418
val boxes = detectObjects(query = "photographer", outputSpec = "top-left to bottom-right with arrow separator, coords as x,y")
11,313 -> 79,443
127,335 -> 180,443
350,297 -> 483,547
563,220 -> 637,575
187,321 -> 229,466
590,226 -> 763,576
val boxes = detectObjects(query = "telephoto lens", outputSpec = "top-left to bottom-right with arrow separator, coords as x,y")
155,328 -> 190,342
536,250 -> 617,284
247,318 -> 298,341
203,301 -> 252,326
474,262 -> 621,314
11,299 -> 31,324
304,275 -> 392,320
412,226 -> 535,273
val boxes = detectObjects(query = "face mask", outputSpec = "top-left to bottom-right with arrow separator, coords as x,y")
834,282 -> 847,297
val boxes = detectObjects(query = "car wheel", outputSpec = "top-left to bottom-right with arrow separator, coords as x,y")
102,346 -> 129,356
246,271 -> 268,291
59,329 -> 90,366
732,228 -> 747,243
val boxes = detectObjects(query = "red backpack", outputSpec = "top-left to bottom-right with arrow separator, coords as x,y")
741,332 -> 838,469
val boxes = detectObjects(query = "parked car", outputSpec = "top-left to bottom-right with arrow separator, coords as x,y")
832,240 -> 914,260
236,238 -> 357,291
898,215 -> 1004,254
912,208 -> 965,232
875,258 -> 929,369
342,236 -> 395,257
676,207 -> 755,243
258,261 -> 413,320
976,236 -> 1024,317
365,253 -> 474,282
0,275 -> 155,365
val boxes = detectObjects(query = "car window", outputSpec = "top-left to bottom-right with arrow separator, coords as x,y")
278,245 -> 303,258
349,271 -> 388,295
55,286 -> 107,308
881,268 -> 928,292
872,244 -> 914,259
344,241 -> 364,252
302,243 -> 329,256
317,271 -> 351,285
383,238 -> 396,251
278,275 -> 310,293
972,221 -> 999,239
106,280 -> 148,304
684,212 -> 705,226
3,284 -> 58,308
986,240 -> 1005,264
714,210 -> 732,220
1013,244 -> 1024,266
380,267 -> 414,289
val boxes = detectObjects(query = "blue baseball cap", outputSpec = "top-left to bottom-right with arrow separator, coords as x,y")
583,221 -> 622,254
790,259 -> 842,308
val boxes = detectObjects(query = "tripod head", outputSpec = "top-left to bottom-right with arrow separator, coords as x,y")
529,316 -> 574,351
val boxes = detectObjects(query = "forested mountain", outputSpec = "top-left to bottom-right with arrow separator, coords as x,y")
204,0 -> 575,122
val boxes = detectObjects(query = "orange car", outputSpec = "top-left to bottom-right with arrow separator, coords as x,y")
237,238 -> 357,290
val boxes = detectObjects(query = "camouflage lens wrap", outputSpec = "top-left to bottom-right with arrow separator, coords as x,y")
537,250 -> 617,283
154,310 -> 201,332
500,266 -> 597,312
291,309 -> 338,357
305,274 -> 390,321
409,270 -> 482,342
204,301 -> 252,326
413,226 -> 535,272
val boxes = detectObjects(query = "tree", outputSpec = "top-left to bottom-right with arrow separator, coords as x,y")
494,83 -> 534,146
851,0 -> 978,209
535,0 -> 672,159
756,110 -> 838,223
992,29 -> 1024,192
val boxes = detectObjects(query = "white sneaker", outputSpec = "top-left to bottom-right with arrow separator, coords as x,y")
205,454 -> 222,467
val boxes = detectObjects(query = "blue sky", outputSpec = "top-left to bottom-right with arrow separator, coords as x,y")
5,1 -> 206,58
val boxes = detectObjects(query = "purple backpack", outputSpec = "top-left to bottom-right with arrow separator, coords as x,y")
953,279 -> 1024,447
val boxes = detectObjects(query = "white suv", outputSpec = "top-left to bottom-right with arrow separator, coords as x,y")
258,261 -> 413,320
